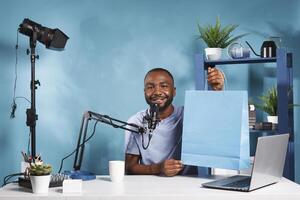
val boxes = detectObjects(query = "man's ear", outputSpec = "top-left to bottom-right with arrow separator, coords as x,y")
173,87 -> 176,97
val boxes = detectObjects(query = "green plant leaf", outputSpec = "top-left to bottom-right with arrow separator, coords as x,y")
29,163 -> 52,176
197,17 -> 248,48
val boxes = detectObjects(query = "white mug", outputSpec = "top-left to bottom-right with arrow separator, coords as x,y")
109,160 -> 125,182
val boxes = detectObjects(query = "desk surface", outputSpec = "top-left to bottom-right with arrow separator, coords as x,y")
1,175 -> 300,200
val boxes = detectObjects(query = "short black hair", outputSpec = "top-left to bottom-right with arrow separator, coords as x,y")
144,68 -> 174,83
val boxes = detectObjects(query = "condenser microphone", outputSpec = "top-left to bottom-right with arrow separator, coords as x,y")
140,103 -> 160,150
147,103 -> 160,132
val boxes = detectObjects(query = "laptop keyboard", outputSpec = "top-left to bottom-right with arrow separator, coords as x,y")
223,177 -> 251,190
202,175 -> 252,192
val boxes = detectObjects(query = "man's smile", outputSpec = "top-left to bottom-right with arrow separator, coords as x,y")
150,96 -> 167,105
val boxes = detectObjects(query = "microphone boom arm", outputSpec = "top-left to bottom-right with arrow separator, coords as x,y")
73,111 -> 145,171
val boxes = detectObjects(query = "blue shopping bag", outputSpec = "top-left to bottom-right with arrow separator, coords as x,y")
181,91 -> 251,170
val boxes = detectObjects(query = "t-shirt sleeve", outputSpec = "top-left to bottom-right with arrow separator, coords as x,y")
125,131 -> 140,155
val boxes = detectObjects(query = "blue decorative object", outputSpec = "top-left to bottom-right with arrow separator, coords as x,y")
64,170 -> 96,181
228,43 -> 250,59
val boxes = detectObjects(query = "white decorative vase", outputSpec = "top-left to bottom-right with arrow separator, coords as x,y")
267,116 -> 278,124
30,175 -> 50,194
204,48 -> 222,61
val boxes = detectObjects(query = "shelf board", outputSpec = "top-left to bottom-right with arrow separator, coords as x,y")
249,129 -> 277,134
205,57 -> 276,65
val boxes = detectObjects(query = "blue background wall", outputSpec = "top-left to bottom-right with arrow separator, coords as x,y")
1,0 -> 300,183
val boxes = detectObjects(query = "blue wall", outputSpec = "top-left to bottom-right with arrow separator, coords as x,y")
1,0 -> 300,183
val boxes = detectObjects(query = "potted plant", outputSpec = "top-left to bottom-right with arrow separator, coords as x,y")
197,16 -> 248,60
27,156 -> 52,194
254,87 -> 299,124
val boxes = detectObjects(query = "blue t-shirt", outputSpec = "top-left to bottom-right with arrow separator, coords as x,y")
125,106 -> 183,165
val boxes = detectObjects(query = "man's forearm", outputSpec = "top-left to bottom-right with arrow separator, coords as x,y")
127,163 -> 162,175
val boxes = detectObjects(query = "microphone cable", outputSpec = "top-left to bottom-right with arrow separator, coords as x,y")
2,173 -> 24,187
10,29 -> 19,119
10,29 -> 31,119
141,130 -> 152,150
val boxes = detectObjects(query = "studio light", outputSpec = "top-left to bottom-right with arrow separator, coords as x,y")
19,18 -> 69,50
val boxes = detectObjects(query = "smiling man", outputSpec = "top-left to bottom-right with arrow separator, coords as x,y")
125,67 -> 224,176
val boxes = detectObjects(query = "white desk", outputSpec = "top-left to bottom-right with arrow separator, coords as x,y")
1,175 -> 300,200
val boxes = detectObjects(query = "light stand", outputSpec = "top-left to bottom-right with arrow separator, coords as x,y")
18,18 -> 69,159
26,32 -> 40,158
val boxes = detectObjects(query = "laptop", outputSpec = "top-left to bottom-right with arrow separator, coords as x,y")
202,134 -> 289,192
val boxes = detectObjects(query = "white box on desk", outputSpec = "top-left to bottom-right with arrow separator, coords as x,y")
63,179 -> 82,193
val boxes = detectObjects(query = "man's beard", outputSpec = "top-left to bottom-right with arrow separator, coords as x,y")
145,95 -> 173,113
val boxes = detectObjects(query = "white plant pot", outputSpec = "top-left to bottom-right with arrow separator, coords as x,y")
30,175 -> 50,194
204,48 -> 222,61
267,116 -> 278,124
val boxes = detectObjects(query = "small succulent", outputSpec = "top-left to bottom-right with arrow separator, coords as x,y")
28,156 -> 52,176
29,163 -> 52,176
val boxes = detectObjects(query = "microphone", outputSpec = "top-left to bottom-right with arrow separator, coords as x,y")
140,103 -> 160,149
147,103 -> 160,132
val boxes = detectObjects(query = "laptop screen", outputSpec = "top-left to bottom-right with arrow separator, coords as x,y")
249,134 -> 289,190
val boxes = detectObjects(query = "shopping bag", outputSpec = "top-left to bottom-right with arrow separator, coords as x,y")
181,90 -> 250,170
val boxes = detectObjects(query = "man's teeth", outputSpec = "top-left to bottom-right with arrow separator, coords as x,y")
153,99 -> 164,103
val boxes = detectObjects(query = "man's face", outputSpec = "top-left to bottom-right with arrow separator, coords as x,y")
144,71 -> 176,112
